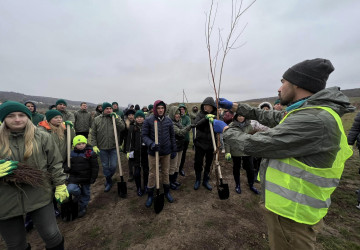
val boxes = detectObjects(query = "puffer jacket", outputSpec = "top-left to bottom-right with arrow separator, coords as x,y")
194,97 -> 217,151
126,122 -> 148,167
0,128 -> 65,220
38,121 -> 75,163
59,110 -> 75,123
179,103 -> 191,141
142,100 -> 177,156
168,106 -> 191,152
223,87 -> 355,201
74,109 -> 92,132
66,145 -> 99,185
347,112 -> 360,149
90,114 -> 125,150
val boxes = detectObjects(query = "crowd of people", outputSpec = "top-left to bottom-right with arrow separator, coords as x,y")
0,58 -> 358,249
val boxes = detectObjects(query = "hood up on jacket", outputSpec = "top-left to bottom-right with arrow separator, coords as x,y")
168,106 -> 180,121
153,100 -> 166,117
178,103 -> 187,114
24,100 -> 37,113
258,101 -> 273,110
200,97 -> 217,113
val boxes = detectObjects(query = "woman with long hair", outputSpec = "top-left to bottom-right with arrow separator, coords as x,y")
0,101 -> 68,249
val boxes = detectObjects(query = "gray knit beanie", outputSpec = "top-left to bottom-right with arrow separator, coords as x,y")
282,58 -> 334,93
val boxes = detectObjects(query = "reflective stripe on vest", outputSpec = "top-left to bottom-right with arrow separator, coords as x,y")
265,106 -> 353,225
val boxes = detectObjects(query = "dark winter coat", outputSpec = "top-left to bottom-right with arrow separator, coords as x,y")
194,97 -> 217,151
179,103 -> 191,141
74,109 -> 92,133
65,145 -> 99,185
348,112 -> 360,149
142,100 -> 177,156
24,101 -> 44,125
126,122 -> 148,167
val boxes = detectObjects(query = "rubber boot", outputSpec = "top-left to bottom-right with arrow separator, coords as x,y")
163,184 -> 174,203
234,175 -> 241,194
173,172 -> 181,187
169,174 -> 178,190
104,176 -> 113,192
135,176 -> 143,196
179,168 -> 185,176
202,172 -> 212,191
145,188 -> 154,208
194,171 -> 201,190
46,237 -> 64,250
249,185 -> 260,195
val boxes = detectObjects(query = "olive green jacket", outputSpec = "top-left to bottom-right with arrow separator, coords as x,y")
59,110 -> 75,123
74,109 -> 92,133
31,112 -> 44,126
224,120 -> 254,157
223,87 -> 355,200
0,128 -> 66,220
91,114 -> 125,150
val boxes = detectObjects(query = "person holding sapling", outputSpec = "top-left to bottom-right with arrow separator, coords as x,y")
0,101 -> 67,249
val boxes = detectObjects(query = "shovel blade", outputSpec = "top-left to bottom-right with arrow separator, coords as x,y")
117,181 -> 127,198
154,190 -> 164,214
60,197 -> 78,221
218,179 -> 229,200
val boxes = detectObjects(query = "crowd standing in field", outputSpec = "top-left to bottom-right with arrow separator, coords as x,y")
0,58 -> 358,249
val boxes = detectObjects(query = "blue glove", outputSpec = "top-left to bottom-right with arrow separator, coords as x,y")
150,143 -> 160,152
219,98 -> 233,109
213,119 -> 227,133
170,152 -> 177,159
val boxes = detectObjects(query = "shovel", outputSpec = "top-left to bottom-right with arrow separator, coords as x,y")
153,120 -> 164,214
112,115 -> 127,198
60,195 -> 78,221
209,122 -> 229,200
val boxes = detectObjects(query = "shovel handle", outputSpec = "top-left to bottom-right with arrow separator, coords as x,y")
209,122 -> 224,179
67,124 -> 71,169
112,115 -> 123,177
154,120 -> 160,190
209,122 -> 217,153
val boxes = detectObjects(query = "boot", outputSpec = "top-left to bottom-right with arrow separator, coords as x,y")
145,188 -> 154,208
78,207 -> 87,218
235,184 -> 241,194
163,184 -> 174,203
26,243 -> 31,250
179,168 -> 185,176
194,171 -> 201,190
202,172 -> 212,191
46,237 -> 64,250
250,185 -> 260,195
173,172 -> 181,187
169,174 -> 178,190
135,176 -> 143,196
104,176 -> 113,192
25,214 -> 33,232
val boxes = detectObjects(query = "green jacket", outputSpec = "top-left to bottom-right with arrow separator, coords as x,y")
74,109 -> 92,133
113,109 -> 124,120
38,121 -> 75,163
224,119 -> 254,157
31,112 -> 44,126
59,110 -> 75,123
223,87 -> 355,201
0,128 -> 66,220
179,104 -> 191,141
168,106 -> 191,151
91,114 -> 125,150
189,105 -> 199,124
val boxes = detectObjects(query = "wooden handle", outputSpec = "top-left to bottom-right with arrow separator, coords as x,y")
209,122 -> 217,153
154,120 -> 160,189
112,116 -> 123,177
67,124 -> 71,169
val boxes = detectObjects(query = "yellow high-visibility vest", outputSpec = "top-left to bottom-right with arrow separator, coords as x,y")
265,106 -> 353,225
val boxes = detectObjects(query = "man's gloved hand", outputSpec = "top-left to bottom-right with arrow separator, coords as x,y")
213,119 -> 228,133
205,114 -> 216,123
150,143 -> 160,152
225,153 -> 232,161
170,152 -> 177,159
219,98 -> 233,109
0,160 -> 18,178
110,112 -> 119,118
64,121 -> 73,128
93,146 -> 100,155
55,184 -> 69,204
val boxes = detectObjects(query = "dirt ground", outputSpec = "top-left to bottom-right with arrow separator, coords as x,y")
1,149 -> 271,249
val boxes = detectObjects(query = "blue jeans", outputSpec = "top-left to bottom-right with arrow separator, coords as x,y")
99,148 -> 118,178
67,184 -> 91,210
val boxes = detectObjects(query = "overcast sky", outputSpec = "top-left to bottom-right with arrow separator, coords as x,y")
1,0 -> 359,107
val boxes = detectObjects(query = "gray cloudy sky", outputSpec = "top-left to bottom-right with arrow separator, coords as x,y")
1,0 -> 359,106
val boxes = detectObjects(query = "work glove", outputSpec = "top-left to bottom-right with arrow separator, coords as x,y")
225,153 -> 232,161
93,146 -> 100,155
170,152 -> 177,159
205,114 -> 216,123
213,119 -> 228,134
219,98 -> 233,109
126,151 -> 134,159
64,121 -> 73,128
110,112 -> 119,118
55,184 -> 69,204
150,143 -> 160,152
0,160 -> 18,178
144,112 -> 148,115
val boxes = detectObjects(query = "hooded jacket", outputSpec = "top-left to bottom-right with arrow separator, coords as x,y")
347,112 -> 360,150
24,101 -> 45,126
168,106 -> 191,152
258,101 -> 273,110
74,109 -> 93,133
0,128 -> 65,220
224,118 -> 254,157
189,105 -> 199,124
223,87 -> 355,201
194,97 -> 217,151
95,104 -> 102,118
142,100 -> 177,156
178,103 -> 191,141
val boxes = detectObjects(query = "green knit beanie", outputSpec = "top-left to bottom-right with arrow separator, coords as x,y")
0,101 -> 32,122
102,102 -> 112,111
46,110 -> 63,122
148,104 -> 154,110
73,135 -> 88,147
135,110 -> 145,119
56,99 -> 67,106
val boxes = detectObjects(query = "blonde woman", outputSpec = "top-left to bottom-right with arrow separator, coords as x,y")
0,101 -> 68,249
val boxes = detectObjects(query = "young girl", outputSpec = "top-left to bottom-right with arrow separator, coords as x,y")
66,135 -> 99,218
0,101 -> 67,249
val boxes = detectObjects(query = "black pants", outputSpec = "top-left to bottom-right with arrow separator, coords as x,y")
232,156 -> 254,186
76,131 -> 89,139
253,157 -> 262,181
194,146 -> 213,174
179,140 -> 190,171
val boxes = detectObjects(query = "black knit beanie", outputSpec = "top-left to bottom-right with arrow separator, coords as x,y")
0,101 -> 32,122
46,110 -> 63,122
282,58 -> 334,93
